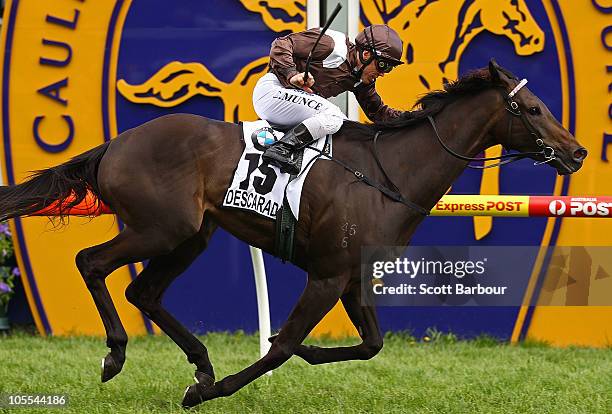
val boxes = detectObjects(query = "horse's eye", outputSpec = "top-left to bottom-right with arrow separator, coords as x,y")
528,106 -> 541,115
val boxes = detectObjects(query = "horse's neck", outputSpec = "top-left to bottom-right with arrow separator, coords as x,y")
388,91 -> 502,212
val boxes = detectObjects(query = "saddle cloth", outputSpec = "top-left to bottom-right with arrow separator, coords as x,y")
222,120 -> 332,220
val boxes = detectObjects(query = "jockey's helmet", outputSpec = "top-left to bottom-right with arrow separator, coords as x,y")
355,25 -> 404,70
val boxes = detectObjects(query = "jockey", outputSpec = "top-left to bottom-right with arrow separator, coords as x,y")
253,24 -> 404,174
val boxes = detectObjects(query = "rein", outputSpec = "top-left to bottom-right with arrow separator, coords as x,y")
428,78 -> 556,169
300,79 -> 555,217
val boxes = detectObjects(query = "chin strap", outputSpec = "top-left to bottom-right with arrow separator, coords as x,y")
352,27 -> 377,83
351,49 -> 372,83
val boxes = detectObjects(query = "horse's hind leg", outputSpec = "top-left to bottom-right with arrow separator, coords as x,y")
75,226 -> 192,382
125,220 -> 218,385
281,282 -> 383,364
182,274 -> 348,408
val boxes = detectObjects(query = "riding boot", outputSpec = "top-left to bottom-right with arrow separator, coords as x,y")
262,123 -> 315,174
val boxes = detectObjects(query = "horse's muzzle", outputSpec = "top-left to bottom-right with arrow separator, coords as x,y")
573,147 -> 588,163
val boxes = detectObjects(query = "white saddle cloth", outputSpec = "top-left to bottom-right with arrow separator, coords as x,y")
222,120 -> 332,220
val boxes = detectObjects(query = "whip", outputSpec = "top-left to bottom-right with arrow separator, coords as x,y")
303,3 -> 343,85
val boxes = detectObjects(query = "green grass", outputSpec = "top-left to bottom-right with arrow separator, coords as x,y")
0,331 -> 611,413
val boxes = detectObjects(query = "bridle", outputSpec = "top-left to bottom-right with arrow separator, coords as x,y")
301,78 -> 558,217
427,78 -> 557,169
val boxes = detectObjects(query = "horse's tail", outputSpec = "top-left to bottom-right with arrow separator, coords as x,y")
0,141 -> 111,223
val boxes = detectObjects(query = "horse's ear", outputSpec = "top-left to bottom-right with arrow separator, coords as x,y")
489,59 -> 501,83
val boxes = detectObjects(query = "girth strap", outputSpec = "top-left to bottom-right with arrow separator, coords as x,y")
305,142 -> 430,216
274,150 -> 305,263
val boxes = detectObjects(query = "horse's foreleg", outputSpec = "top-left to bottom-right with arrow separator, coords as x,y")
181,275 -> 347,408
287,283 -> 383,364
125,223 -> 217,384
76,227 -> 190,383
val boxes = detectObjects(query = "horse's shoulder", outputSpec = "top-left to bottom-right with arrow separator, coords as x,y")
335,121 -> 376,143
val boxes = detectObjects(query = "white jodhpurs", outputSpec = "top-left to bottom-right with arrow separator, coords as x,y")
252,73 -> 346,140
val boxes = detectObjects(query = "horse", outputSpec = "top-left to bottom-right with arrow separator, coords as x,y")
0,61 -> 586,407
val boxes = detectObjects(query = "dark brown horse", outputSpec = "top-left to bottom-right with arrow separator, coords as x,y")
0,61 -> 586,407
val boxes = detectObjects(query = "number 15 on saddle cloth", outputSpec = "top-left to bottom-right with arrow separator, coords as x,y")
223,120 -> 332,220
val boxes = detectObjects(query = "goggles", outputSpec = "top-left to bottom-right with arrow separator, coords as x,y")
375,58 -> 396,73
360,26 -> 399,74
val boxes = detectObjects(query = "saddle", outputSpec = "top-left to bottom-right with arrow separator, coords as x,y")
222,120 -> 332,262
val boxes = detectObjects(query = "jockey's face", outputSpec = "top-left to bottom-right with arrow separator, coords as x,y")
360,50 -> 388,85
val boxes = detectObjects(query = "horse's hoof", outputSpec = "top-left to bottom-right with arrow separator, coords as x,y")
194,371 -> 214,386
181,381 -> 217,408
181,383 -> 204,408
182,384 -> 202,409
100,353 -> 124,383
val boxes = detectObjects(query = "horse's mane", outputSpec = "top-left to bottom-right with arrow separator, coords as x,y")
340,64 -> 516,134
374,65 -> 515,130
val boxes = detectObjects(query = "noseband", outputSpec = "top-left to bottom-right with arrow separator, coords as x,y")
428,78 -> 556,169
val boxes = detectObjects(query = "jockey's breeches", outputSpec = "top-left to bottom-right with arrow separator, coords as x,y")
252,73 -> 346,140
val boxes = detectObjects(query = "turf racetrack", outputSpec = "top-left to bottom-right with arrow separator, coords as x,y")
1,332 -> 611,413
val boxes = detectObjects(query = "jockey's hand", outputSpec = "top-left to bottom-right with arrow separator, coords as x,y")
289,72 -> 315,93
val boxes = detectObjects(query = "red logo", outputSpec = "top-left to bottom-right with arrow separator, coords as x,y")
549,200 -> 566,215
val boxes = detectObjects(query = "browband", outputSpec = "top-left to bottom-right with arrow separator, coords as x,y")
508,78 -> 528,98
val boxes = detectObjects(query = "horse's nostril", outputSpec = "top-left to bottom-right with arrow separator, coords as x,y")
573,147 -> 588,161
